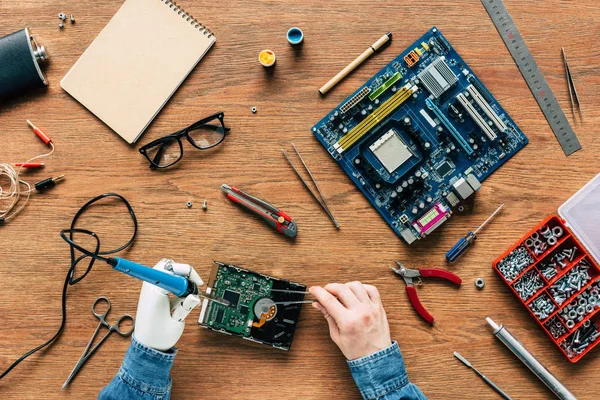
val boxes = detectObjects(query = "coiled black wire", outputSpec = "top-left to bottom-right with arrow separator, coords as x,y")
0,193 -> 137,379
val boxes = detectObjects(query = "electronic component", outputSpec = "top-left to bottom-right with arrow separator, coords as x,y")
453,177 -> 475,200
400,228 -> 418,245
223,289 -> 241,308
466,174 -> 481,191
335,83 -> 417,153
412,203 -> 450,236
418,57 -> 457,98
198,261 -> 305,350
436,161 -> 453,178
340,86 -> 371,114
311,27 -> 528,244
466,85 -> 506,132
369,129 -> 413,173
404,50 -> 419,67
369,72 -> 401,101
456,92 -> 497,141
446,192 -> 460,207
426,97 -> 474,155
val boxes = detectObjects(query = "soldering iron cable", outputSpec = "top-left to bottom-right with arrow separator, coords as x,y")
0,193 -> 137,379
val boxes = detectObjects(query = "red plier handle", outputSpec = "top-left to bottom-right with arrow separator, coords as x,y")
404,268 -> 461,324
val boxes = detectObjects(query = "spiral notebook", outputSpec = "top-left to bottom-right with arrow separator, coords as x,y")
61,0 -> 215,144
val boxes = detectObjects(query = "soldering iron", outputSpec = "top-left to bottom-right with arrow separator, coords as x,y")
106,257 -> 229,306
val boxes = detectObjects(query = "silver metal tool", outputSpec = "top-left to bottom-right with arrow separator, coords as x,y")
282,143 -> 339,229
454,352 -> 512,400
486,317 -> 577,400
274,300 -> 315,305
480,0 -> 581,156
269,289 -> 310,295
562,48 -> 582,118
63,297 -> 134,389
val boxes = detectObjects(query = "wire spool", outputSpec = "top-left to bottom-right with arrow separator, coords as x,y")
0,28 -> 48,100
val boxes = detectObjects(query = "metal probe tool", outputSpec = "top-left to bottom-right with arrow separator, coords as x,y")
446,204 -> 504,262
486,317 -> 576,400
454,352 -> 512,400
282,144 -> 340,229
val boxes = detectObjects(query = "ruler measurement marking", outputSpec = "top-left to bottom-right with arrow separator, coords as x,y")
482,0 -> 581,155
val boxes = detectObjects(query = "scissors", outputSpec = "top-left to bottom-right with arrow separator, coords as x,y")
62,297 -> 134,389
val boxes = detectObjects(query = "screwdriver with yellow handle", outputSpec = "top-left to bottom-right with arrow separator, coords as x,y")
446,204 -> 504,262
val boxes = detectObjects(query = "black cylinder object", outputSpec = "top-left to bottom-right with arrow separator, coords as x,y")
0,28 -> 48,100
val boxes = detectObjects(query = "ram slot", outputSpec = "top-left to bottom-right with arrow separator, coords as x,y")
456,93 -> 497,141
335,83 -> 416,153
466,85 -> 506,132
425,98 -> 474,155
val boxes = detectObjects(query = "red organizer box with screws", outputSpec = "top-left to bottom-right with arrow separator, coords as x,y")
493,174 -> 600,363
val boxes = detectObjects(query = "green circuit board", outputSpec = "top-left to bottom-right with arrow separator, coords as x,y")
205,263 -> 274,336
198,261 -> 306,350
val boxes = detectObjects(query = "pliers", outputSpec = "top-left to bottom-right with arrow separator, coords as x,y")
390,261 -> 462,324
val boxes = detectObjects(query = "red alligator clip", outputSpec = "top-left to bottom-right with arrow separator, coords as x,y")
390,261 -> 462,324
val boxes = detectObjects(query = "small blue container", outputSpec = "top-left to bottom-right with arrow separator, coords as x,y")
287,27 -> 304,45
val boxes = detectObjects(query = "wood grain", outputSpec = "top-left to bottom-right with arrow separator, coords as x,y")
1,0 -> 599,398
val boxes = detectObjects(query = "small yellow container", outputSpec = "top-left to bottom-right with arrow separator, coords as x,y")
259,49 -> 276,67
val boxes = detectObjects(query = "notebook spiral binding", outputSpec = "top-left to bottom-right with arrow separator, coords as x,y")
161,0 -> 213,38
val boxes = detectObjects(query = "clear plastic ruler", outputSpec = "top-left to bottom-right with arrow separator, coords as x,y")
481,0 -> 581,156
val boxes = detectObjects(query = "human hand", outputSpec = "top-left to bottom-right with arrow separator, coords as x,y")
134,259 -> 203,351
309,282 -> 392,361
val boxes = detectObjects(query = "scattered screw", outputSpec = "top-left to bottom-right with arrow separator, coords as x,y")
58,13 -> 67,21
187,201 -> 193,208
475,278 -> 485,289
251,106 -> 257,113
70,14 -> 75,24
202,200 -> 207,210
59,23 -> 64,29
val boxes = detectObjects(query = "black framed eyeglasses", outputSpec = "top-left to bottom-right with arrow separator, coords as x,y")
139,111 -> 230,169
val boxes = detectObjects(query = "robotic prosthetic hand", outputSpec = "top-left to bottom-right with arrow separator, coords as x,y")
134,259 -> 203,351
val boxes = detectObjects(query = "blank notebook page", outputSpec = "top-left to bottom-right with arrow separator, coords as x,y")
61,0 -> 215,144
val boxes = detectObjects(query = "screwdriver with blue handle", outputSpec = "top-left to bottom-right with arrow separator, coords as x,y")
446,204 -> 504,262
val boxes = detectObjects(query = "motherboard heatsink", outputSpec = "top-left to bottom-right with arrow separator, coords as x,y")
311,27 -> 528,244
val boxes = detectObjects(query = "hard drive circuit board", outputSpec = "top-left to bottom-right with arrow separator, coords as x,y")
198,261 -> 305,351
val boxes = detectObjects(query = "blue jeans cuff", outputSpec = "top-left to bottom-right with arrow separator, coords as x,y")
347,341 -> 411,400
117,335 -> 177,395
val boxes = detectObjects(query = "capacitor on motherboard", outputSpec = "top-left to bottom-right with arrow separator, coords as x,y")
408,177 -> 415,185
391,191 -> 397,199
403,116 -> 411,126
396,186 -> 403,194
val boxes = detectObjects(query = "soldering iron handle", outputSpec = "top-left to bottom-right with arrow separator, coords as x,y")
108,257 -> 195,297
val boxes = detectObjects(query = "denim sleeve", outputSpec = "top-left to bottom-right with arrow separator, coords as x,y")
98,335 -> 176,400
347,341 -> 427,400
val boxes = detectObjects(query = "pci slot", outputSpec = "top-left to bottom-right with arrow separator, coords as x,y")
340,86 -> 371,114
425,97 -> 474,155
335,83 -> 417,153
466,84 -> 507,132
456,93 -> 497,141
369,72 -> 402,101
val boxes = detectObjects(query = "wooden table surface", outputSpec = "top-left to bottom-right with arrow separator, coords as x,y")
1,0 -> 599,398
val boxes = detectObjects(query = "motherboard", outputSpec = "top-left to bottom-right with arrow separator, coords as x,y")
312,27 -> 528,244
198,261 -> 306,351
